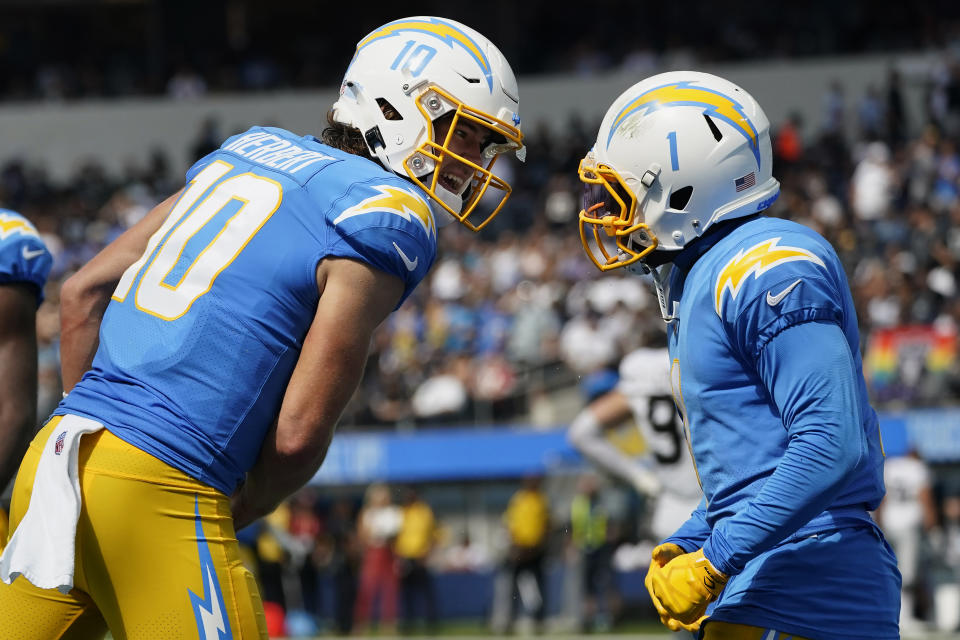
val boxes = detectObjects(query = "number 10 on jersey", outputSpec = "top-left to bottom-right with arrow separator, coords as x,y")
112,161 -> 282,320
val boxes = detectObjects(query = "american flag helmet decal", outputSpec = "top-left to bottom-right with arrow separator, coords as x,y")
735,172 -> 756,192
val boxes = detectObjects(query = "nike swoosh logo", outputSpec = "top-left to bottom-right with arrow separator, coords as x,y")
766,279 -> 802,306
392,242 -> 418,271
21,246 -> 45,260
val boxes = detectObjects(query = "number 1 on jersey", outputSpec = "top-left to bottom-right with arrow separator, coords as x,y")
670,358 -> 702,488
112,160 -> 282,320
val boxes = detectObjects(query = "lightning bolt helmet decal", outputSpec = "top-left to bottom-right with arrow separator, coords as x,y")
352,17 -> 494,92
606,80 -> 761,168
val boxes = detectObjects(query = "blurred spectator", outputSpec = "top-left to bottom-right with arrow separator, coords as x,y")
858,84 -> 886,141
440,531 -> 492,573
256,502 -> 292,612
394,486 -> 438,634
886,67 -> 908,148
354,483 -> 402,634
166,64 -> 207,100
821,79 -> 847,138
876,450 -> 937,630
287,489 -> 323,624
410,355 -> 470,424
494,475 -> 550,634
936,487 -> 960,632
315,498 -> 360,635
560,304 -> 621,401
773,112 -> 804,170
850,141 -> 896,244
570,473 -> 618,632
944,62 -> 960,139
190,116 -> 223,164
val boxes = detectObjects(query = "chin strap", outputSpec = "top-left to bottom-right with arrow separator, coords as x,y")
644,263 -> 679,324
428,198 -> 456,228
432,179 -> 465,215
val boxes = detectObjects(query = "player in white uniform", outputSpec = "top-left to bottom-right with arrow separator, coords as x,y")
569,340 -> 701,541
876,450 -> 935,630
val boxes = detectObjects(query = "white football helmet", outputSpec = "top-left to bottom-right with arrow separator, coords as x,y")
579,71 -> 780,270
332,16 -> 524,231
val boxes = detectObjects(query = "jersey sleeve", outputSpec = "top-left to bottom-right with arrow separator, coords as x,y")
716,236 -> 845,360
0,213 -> 53,304
702,320 -> 863,575
325,181 -> 437,308
663,497 -> 710,550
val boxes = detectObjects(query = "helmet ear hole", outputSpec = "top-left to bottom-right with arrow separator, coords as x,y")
376,98 -> 403,121
670,186 -> 694,211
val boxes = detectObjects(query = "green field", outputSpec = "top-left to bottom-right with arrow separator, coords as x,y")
102,620 -> 960,639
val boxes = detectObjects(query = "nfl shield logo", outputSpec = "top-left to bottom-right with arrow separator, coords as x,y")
54,431 -> 66,456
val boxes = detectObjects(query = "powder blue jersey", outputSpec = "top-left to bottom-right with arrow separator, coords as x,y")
667,216 -> 884,529
0,209 -> 52,303
57,126 -> 438,494
660,216 -> 896,638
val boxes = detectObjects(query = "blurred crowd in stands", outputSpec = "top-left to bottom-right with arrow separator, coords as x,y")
4,55 -> 960,427
231,473 -> 647,637
233,452 -> 960,636
6,60 -> 960,630
2,1 -> 960,102
5,8 -> 960,630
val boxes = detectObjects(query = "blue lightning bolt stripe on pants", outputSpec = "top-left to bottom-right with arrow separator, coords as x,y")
0,417 -> 268,639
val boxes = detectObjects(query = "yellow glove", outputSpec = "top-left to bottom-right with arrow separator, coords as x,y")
649,547 -> 728,626
645,543 -> 705,632
651,542 -> 686,566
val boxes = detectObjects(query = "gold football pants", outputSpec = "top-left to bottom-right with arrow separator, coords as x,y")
0,416 -> 268,639
703,620 -> 813,640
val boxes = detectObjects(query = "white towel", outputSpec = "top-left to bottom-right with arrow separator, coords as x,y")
0,414 -> 103,593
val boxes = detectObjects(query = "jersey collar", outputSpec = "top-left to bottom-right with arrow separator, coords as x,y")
671,214 -> 761,274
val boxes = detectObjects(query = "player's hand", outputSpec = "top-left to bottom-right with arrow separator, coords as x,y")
651,542 -> 686,567
649,548 -> 727,625
645,544 -> 704,632
630,466 -> 662,497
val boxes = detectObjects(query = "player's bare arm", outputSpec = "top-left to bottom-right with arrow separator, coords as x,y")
569,389 -> 661,497
568,390 -> 632,468
0,283 -> 39,489
231,257 -> 404,529
59,189 -> 182,391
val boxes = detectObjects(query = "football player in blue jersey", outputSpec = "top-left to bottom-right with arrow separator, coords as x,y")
0,17 -> 523,639
0,210 -> 52,555
576,71 -> 899,639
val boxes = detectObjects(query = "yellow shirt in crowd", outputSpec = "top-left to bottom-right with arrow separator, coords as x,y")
504,489 -> 549,548
394,501 -> 436,560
